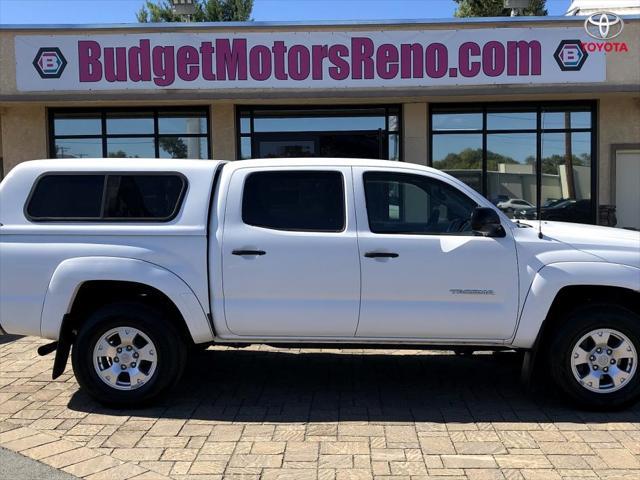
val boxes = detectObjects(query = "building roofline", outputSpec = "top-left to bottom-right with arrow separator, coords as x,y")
1,14 -> 639,31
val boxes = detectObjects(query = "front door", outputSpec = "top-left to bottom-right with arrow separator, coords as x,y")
222,166 -> 360,337
353,168 -> 520,340
615,150 -> 640,230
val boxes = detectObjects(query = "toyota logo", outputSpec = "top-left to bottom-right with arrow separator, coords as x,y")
585,12 -> 624,40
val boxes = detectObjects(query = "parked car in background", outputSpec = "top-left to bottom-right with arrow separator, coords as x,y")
1,159 -> 639,409
490,194 -> 510,206
543,199 -> 594,224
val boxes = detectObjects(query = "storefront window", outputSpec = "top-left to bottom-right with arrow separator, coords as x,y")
432,133 -> 483,193
238,106 -> 401,161
50,108 -> 210,159
430,103 -> 595,224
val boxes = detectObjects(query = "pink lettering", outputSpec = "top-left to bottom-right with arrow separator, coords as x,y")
78,40 -> 102,82
177,46 -> 199,81
215,39 -> 247,81
200,42 -> 215,80
425,43 -> 447,78
459,42 -> 481,77
104,47 -> 127,82
249,45 -> 271,81
506,40 -> 541,76
288,45 -> 310,81
400,43 -> 423,79
351,37 -> 374,79
376,44 -> 399,79
152,46 -> 175,86
127,39 -> 151,82
272,41 -> 288,80
482,41 -> 505,77
328,44 -> 349,80
311,45 -> 328,80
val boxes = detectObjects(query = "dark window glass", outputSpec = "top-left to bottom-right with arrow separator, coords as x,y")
106,112 -> 154,135
159,137 -> 208,159
487,111 -> 536,130
50,109 -> 210,160
432,134 -> 483,193
158,111 -> 207,134
53,112 -> 102,136
55,138 -> 103,159
104,175 -> 185,220
430,103 -> 595,224
542,110 -> 591,130
363,172 -> 477,235
242,171 -> 345,232
27,175 -> 104,220
486,133 -> 537,214
107,138 -> 155,158
238,106 -> 400,161
432,113 -> 482,131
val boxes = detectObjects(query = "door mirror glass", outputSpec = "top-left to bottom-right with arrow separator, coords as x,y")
470,207 -> 505,237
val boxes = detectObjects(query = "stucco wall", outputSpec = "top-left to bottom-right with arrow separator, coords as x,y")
0,105 -> 47,174
211,103 -> 236,160
403,103 -> 428,166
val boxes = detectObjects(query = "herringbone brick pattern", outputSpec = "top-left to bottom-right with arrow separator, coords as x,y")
2,336 -> 640,479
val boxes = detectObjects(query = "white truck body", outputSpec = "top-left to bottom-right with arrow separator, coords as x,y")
1,158 -> 639,348
1,158 -> 639,408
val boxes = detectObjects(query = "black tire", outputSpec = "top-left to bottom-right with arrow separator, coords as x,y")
71,301 -> 187,407
548,304 -> 640,410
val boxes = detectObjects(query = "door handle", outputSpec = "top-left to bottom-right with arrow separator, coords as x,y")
364,252 -> 399,258
232,249 -> 266,256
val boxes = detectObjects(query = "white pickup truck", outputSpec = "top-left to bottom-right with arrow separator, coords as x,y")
1,158 -> 639,409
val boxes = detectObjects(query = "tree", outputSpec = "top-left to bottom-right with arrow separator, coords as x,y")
453,0 -> 547,17
137,0 -> 253,23
159,137 -> 188,158
433,148 -> 519,171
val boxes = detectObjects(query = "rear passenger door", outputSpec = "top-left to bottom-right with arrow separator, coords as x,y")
221,167 -> 361,337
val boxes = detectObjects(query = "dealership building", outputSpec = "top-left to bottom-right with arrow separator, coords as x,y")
0,13 -> 639,228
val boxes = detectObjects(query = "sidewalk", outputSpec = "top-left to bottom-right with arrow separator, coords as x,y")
0,446 -> 79,480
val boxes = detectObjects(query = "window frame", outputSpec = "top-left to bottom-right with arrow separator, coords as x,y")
48,106 -> 211,160
24,171 -> 188,223
362,170 -> 479,236
241,169 -> 347,233
428,100 -> 598,225
236,105 -> 402,161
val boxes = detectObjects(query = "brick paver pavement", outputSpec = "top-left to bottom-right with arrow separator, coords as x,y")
2,336 -> 640,480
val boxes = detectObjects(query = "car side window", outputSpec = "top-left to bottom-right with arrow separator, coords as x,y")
26,174 -> 105,220
26,173 -> 186,222
103,175 -> 185,220
363,171 -> 477,235
242,171 -> 345,232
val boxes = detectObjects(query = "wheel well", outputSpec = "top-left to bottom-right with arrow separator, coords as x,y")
66,280 -> 193,345
539,285 -> 640,347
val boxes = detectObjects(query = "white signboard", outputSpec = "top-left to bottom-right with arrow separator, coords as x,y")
15,28 -> 605,92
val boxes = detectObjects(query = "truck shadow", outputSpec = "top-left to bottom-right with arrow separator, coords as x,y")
68,348 -> 640,423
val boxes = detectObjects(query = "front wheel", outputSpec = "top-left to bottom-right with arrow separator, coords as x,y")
71,302 -> 187,407
549,305 -> 640,410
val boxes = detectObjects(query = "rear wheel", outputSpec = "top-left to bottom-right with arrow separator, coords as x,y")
549,305 -> 640,410
72,302 -> 187,407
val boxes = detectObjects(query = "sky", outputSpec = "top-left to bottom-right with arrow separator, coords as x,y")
0,0 -> 571,25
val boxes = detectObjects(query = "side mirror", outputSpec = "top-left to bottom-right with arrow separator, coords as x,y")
471,207 -> 506,238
